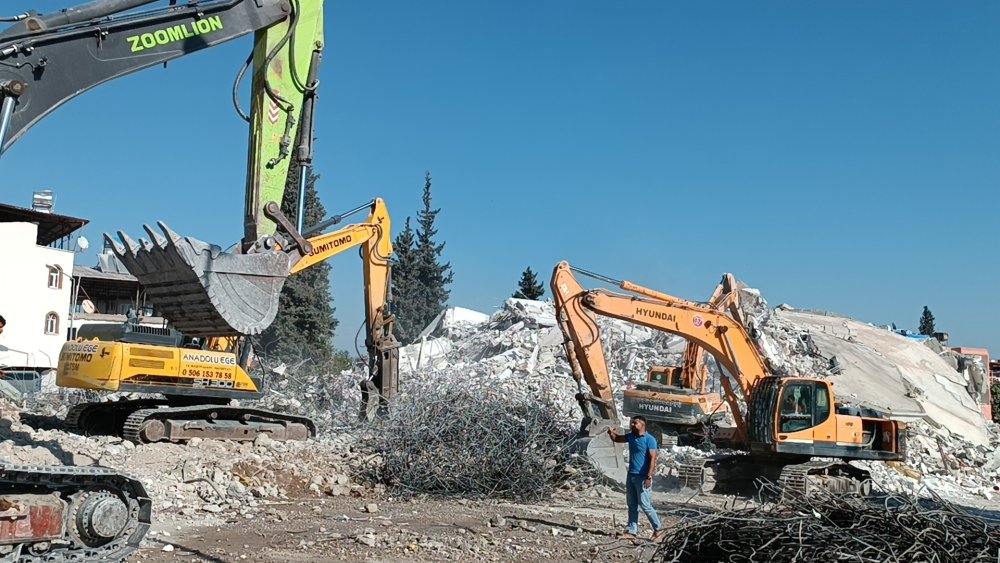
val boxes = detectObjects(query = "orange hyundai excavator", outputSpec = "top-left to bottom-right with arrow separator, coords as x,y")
552,264 -> 728,452
552,261 -> 906,494
619,275 -> 744,448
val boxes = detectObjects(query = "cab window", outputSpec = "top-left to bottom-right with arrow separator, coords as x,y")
814,383 -> 831,424
779,383 -> 814,432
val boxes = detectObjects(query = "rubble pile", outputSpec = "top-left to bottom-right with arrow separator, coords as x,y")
255,360 -> 364,433
394,298 -> 687,424
2,282 -> 997,515
652,481 -> 1000,563
722,279 -> 998,497
735,285 -> 988,441
1,398 -> 379,524
386,293 -> 999,500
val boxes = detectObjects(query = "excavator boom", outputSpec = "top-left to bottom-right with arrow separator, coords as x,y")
1,0 -> 325,336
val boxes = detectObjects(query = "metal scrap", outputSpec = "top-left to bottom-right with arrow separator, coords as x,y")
651,482 -> 1000,563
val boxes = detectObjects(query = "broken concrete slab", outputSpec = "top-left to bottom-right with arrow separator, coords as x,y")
741,302 -> 988,447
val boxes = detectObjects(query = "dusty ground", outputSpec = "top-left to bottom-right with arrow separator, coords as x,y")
132,487 -> 723,563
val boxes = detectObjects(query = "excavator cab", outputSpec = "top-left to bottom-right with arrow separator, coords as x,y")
648,366 -> 683,387
747,377 -> 905,461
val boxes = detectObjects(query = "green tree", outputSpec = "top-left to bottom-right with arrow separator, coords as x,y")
413,171 -> 453,334
259,163 -> 337,361
513,267 -> 544,300
918,306 -> 936,336
390,217 -> 419,344
390,172 -> 453,345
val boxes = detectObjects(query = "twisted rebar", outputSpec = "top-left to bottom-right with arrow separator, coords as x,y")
651,481 -> 1000,563
356,386 -> 601,500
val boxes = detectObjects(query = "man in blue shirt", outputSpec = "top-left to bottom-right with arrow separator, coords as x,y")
608,415 -> 663,541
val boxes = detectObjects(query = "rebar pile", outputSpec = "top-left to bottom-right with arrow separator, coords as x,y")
357,386 -> 599,500
652,483 -> 1000,563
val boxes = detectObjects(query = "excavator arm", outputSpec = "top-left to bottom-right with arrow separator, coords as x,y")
679,274 -> 739,392
1,0 -> 325,336
292,198 -> 400,417
552,261 -> 770,445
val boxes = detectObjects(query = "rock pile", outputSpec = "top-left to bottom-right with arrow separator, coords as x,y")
1,397 -> 378,524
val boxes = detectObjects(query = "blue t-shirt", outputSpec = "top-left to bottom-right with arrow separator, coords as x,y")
626,432 -> 658,476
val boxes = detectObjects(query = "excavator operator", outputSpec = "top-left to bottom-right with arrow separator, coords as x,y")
780,385 -> 813,432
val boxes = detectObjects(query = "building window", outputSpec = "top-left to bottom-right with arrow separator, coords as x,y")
47,265 -> 63,289
44,312 -> 59,335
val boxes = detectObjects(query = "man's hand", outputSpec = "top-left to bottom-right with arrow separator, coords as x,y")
644,476 -> 653,489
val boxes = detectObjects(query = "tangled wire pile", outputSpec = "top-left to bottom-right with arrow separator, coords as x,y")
356,387 -> 599,501
652,483 -> 1000,563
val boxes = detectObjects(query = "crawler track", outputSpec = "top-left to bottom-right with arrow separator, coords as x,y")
0,463 -> 151,562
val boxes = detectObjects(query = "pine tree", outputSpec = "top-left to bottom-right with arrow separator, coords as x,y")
918,306 -> 936,336
390,217 -> 419,344
413,171 -> 453,337
259,162 -> 337,361
513,267 -> 544,300
389,172 -> 453,345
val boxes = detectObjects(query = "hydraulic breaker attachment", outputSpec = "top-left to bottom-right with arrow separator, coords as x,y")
104,223 -> 294,337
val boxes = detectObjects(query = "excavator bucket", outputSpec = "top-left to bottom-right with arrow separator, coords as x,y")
571,428 -> 627,485
105,223 -> 293,337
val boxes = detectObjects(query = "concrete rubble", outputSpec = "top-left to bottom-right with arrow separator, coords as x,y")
382,292 -> 1000,502
0,397 -> 381,526
1,283 -> 998,523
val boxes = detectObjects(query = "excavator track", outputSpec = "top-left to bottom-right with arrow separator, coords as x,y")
0,463 -> 151,563
677,457 -> 719,492
777,460 -> 873,496
65,400 -> 167,436
121,405 -> 316,444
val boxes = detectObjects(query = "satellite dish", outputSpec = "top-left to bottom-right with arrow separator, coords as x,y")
81,299 -> 96,314
77,236 -> 89,251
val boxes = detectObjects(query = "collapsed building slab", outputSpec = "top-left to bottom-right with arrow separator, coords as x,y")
733,286 -> 989,447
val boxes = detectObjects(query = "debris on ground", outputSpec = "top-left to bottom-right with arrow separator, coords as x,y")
652,481 -> 1000,563
2,281 -> 998,561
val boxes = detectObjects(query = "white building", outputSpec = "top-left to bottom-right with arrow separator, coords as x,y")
0,200 -> 87,374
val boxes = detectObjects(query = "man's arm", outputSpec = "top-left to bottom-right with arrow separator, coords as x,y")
644,437 -> 658,487
607,427 -> 628,443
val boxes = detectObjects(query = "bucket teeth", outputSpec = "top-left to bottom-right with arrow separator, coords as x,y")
105,223 -> 293,337
103,234 -> 126,257
142,224 -> 168,248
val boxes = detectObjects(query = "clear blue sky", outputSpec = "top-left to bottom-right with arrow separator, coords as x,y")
3,1 -> 997,356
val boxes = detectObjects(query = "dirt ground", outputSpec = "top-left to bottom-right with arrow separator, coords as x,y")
132,486 -> 722,563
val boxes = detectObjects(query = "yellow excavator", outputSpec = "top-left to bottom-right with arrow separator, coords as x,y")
57,198 -> 399,443
1,0 -> 397,558
552,261 -> 906,494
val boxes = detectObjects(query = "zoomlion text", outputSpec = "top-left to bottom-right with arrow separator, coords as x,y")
127,16 -> 224,53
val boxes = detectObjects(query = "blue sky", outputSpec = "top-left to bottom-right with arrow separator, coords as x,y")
2,1 -> 997,355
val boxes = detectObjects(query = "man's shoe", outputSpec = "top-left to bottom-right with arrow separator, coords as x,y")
620,533 -> 637,540
651,529 -> 665,541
